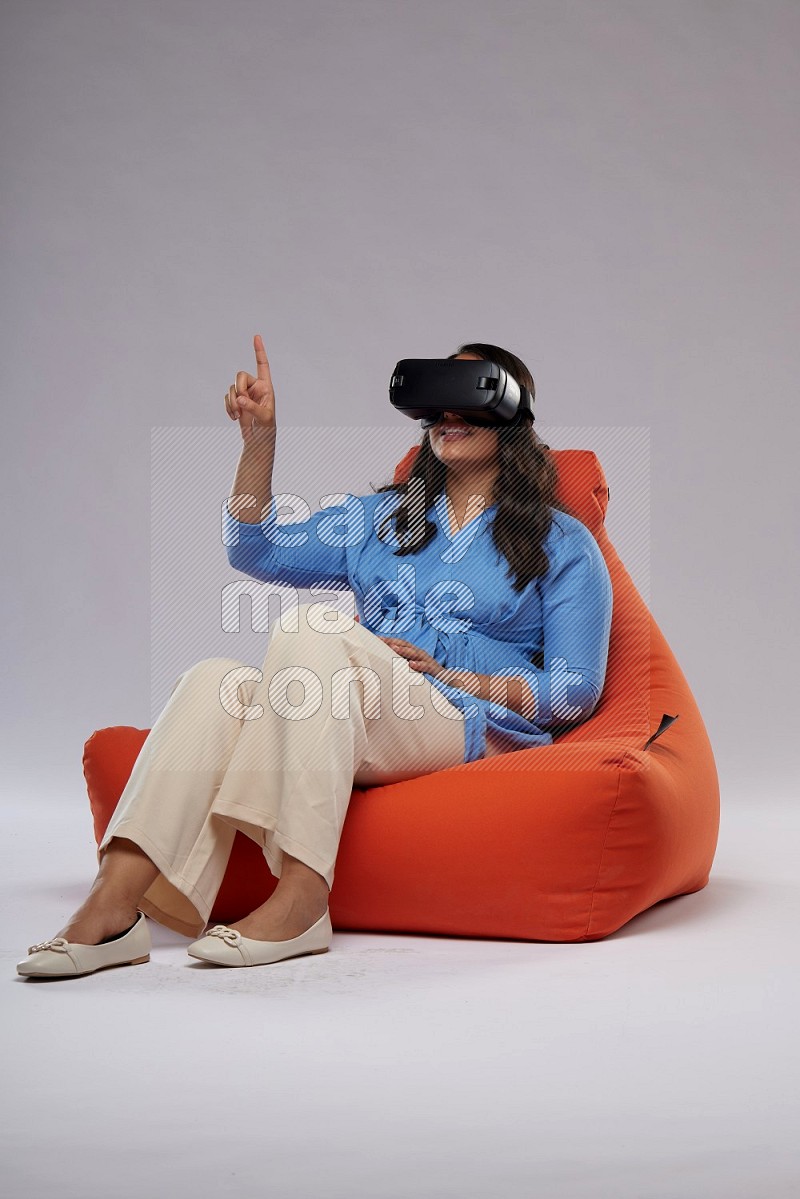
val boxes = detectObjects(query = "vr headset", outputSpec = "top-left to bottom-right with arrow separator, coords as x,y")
389,358 -> 535,429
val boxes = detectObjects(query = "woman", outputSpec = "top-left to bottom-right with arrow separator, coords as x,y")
17,335 -> 613,978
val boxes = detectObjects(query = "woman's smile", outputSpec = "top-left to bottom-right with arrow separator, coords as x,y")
439,426 -> 473,441
434,417 -> 475,442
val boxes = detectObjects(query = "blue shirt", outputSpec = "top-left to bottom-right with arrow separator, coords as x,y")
223,489 -> 613,764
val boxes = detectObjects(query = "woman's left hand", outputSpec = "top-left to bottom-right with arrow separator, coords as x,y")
376,637 -> 446,676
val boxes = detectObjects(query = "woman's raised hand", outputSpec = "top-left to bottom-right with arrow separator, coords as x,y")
224,334 -> 277,443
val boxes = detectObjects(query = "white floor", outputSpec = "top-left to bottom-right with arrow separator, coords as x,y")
2,792 -> 798,1199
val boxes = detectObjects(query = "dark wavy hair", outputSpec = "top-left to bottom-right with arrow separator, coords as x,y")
371,342 -> 578,592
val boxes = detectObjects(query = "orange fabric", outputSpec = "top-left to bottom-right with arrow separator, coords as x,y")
83,447 -> 719,941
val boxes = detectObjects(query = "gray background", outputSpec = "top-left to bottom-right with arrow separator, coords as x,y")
2,0 -> 798,801
2,3 -> 799,1197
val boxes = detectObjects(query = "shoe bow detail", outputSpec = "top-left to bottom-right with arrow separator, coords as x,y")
27,937 -> 70,955
205,925 -> 242,946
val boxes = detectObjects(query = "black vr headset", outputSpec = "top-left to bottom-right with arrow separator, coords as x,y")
389,358 -> 535,429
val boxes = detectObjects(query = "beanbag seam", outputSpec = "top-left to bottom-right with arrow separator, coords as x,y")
581,749 -> 629,939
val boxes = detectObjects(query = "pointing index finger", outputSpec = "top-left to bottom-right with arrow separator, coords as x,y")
253,333 -> 272,383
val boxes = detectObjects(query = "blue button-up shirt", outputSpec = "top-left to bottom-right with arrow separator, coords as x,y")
223,488 -> 613,764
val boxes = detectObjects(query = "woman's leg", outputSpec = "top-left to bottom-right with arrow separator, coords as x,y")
53,656 -> 256,943
50,604 -> 466,946
209,602 -> 466,941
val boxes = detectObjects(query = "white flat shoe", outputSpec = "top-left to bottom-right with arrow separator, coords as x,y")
187,909 -> 332,968
16,911 -> 150,979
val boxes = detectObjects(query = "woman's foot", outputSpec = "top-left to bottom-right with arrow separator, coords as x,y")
220,851 -> 330,942
225,892 -> 329,943
51,892 -> 141,947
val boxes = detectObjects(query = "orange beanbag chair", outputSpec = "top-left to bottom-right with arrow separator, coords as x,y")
84,447 -> 719,942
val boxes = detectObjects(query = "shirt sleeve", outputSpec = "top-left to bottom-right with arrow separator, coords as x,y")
223,493 -> 356,590
493,517 -> 614,730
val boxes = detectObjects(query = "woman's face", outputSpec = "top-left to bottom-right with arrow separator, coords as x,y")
426,353 -> 501,470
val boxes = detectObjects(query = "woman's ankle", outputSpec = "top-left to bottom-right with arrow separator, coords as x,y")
85,877 -> 142,917
90,843 -> 159,906
269,883 -> 328,915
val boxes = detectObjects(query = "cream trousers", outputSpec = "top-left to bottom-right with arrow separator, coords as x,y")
97,603 -> 467,937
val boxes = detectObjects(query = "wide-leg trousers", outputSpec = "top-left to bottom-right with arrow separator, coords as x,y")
96,603 -> 468,938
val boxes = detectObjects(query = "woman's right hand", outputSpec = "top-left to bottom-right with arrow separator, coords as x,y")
224,333 -> 277,443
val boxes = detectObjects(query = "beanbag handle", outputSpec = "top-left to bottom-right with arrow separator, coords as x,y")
643,712 -> 680,751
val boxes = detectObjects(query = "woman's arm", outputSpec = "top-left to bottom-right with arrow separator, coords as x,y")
221,334 -> 350,588
223,491 -> 354,589
511,518 -> 613,728
377,642 -> 550,722
227,424 -> 277,524
433,668 -> 538,721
